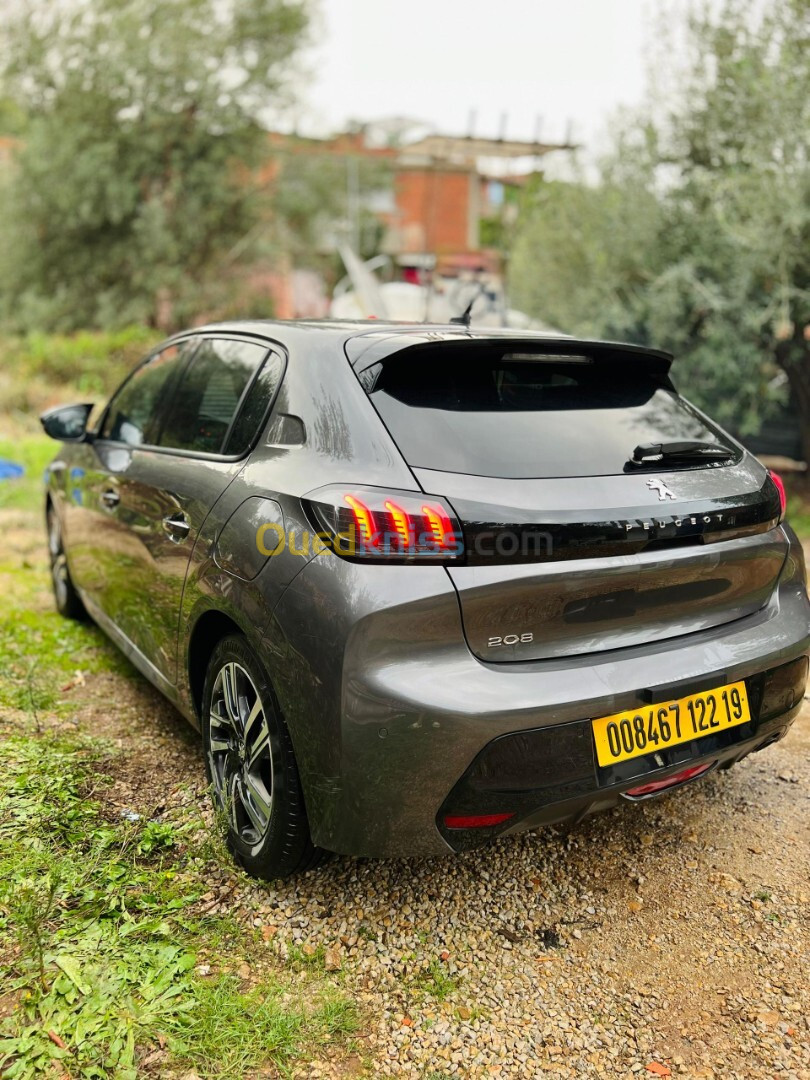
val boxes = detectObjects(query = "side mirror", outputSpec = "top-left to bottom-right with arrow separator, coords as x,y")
40,403 -> 95,442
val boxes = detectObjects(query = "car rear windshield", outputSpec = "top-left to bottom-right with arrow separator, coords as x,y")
368,347 -> 734,478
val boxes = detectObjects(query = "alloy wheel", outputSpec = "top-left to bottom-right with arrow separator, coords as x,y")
48,512 -> 70,610
207,662 -> 274,847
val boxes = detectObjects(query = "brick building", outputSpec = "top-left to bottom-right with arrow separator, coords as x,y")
267,126 -> 574,269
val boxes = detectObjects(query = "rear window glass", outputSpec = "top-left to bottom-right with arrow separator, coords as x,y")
368,349 -> 732,478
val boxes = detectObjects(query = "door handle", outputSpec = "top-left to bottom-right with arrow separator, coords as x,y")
162,513 -> 190,540
101,489 -> 120,509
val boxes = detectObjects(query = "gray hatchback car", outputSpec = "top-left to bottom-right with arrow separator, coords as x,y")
42,321 -> 810,878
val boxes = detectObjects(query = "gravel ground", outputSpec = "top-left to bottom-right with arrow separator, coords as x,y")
6,513 -> 810,1079
70,654 -> 810,1080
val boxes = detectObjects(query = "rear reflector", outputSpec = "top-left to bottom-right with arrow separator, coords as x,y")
624,762 -> 714,798
443,812 -> 515,829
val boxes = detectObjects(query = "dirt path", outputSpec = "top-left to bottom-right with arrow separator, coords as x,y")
4,509 -> 809,1078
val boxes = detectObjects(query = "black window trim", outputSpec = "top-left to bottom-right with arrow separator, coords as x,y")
94,331 -> 288,463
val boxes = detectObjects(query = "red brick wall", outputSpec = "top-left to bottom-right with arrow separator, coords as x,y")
394,168 -> 473,254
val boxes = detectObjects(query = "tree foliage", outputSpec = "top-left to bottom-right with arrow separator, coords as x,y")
511,0 -> 810,457
0,0 -> 309,330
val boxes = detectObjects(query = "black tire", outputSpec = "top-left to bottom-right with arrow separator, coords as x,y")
47,504 -> 86,621
201,634 -> 326,880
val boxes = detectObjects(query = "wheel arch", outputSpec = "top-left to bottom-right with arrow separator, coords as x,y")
186,609 -> 245,720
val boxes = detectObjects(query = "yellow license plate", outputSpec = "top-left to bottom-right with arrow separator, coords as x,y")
592,680 -> 751,767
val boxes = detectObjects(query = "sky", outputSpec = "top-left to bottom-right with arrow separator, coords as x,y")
297,0 -> 655,157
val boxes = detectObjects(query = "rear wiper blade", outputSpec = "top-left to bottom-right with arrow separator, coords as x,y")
630,440 -> 735,465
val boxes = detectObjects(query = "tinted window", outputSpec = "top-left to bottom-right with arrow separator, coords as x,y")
370,348 -> 732,478
224,351 -> 284,456
158,339 -> 268,454
101,341 -> 194,446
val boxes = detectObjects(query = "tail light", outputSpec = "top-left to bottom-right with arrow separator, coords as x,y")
304,485 -> 463,562
768,470 -> 786,523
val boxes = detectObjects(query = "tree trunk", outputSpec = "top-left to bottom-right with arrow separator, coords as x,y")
775,335 -> 810,467
155,287 -> 174,332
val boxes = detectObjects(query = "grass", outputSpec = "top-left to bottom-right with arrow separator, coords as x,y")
0,430 -> 361,1078
0,435 -> 55,511
288,943 -> 328,969
410,959 -> 458,1004
0,732 -> 357,1079
0,461 -> 134,718
0,606 -> 134,716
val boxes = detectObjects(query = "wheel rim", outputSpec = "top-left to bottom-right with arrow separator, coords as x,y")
208,662 -> 274,848
48,513 -> 69,608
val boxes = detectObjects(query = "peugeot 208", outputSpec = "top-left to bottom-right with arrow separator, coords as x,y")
41,322 -> 810,878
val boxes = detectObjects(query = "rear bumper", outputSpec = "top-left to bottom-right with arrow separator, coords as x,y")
266,534 -> 809,858
437,655 -> 807,852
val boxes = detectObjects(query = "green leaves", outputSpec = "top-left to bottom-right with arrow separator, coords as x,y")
0,0 -> 310,330
0,727 -> 356,1079
2,939 -> 198,1079
54,955 -> 91,997
510,0 -> 810,455
136,820 -> 178,856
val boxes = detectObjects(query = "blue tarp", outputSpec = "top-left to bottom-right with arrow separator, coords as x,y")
0,459 -> 24,481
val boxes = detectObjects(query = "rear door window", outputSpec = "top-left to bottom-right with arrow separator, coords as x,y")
157,338 -> 269,455
368,348 -> 733,478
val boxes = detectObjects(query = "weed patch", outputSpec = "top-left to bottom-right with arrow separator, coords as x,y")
0,733 -> 357,1079
410,958 -> 459,1004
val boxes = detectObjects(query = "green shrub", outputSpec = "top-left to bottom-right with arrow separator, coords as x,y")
1,327 -> 160,399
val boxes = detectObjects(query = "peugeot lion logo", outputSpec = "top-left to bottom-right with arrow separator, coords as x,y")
646,478 -> 677,501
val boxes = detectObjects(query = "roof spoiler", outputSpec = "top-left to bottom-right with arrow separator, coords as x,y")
345,332 -> 674,376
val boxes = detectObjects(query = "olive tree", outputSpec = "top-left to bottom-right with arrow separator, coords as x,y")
0,0 -> 309,329
511,0 -> 810,456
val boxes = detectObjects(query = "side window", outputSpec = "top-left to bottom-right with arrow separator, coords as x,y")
224,351 -> 284,456
100,341 -> 195,446
158,338 -> 269,455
